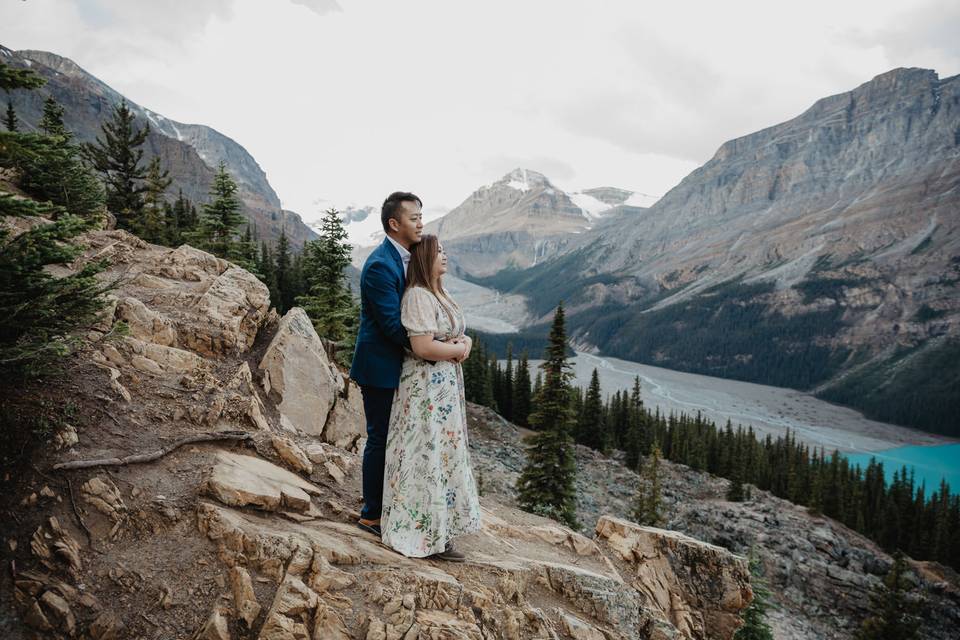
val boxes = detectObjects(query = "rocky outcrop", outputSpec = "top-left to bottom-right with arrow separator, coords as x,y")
596,517 -> 751,640
466,405 -> 960,640
195,497 -> 749,640
205,451 -> 322,513
3,230 -> 754,640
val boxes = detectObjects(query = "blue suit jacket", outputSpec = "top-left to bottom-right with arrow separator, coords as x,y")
349,238 -> 411,389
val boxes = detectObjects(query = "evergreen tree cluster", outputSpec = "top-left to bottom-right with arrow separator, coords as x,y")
462,334 -> 533,428
0,63 -> 112,380
252,225 -> 306,315
465,328 -> 960,572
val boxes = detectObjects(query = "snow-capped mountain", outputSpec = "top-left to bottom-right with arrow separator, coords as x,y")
423,168 -> 651,276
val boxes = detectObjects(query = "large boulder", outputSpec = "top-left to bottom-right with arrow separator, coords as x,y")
258,308 -> 342,436
180,264 -> 271,356
595,516 -> 752,640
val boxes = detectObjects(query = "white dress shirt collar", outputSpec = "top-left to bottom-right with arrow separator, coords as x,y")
386,235 -> 411,274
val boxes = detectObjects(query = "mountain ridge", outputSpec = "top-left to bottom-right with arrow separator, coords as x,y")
2,45 -> 317,247
465,67 -> 960,435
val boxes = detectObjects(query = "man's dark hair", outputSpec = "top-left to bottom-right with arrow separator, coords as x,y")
381,191 -> 422,233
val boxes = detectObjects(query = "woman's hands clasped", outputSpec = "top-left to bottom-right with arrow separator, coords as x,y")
450,335 -> 472,363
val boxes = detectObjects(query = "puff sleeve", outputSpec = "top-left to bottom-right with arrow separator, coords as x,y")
401,287 -> 440,337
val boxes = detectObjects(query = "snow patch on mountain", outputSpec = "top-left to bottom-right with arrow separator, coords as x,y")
569,191 -> 613,219
624,191 -> 659,207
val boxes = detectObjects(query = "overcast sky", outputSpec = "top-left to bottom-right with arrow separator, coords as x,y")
4,0 -> 959,222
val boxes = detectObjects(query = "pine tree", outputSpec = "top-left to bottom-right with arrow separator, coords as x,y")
4,100 -> 16,132
624,376 -> 645,470
12,97 -> 103,220
512,350 -> 532,427
234,223 -> 260,273
734,551 -> 775,640
727,434 -> 747,502
855,552 -> 922,640
298,208 -> 358,366
0,62 -> 47,93
577,368 -> 606,451
501,344 -> 515,422
480,351 -> 498,410
727,463 -> 746,502
166,189 -> 198,246
140,157 -> 172,243
516,303 -> 579,529
290,245 -> 306,308
2,60 -> 44,132
38,97 -> 69,139
84,99 -> 150,231
258,240 -> 279,305
192,161 -> 245,260
274,227 -> 293,313
633,443 -> 665,527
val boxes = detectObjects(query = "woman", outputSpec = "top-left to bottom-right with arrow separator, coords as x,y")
379,234 -> 482,561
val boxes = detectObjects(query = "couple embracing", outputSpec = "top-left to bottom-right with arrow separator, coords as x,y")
349,191 -> 482,562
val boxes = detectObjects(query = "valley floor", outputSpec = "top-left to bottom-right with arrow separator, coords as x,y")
528,351 -> 954,454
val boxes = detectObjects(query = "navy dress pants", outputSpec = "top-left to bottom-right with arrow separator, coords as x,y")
359,385 -> 396,520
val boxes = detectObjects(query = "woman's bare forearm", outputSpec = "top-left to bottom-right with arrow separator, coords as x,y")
410,335 -> 464,361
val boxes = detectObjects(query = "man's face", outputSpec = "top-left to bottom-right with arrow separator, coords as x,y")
389,200 -> 423,248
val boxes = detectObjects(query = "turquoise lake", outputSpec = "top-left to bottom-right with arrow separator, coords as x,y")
842,444 -> 960,495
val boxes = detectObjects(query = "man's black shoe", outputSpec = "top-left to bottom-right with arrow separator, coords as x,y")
357,519 -> 382,537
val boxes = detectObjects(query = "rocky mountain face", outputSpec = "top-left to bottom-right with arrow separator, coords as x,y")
0,226 -> 752,639
467,407 -> 960,640
477,68 -> 960,433
427,169 -> 625,277
0,46 -> 316,248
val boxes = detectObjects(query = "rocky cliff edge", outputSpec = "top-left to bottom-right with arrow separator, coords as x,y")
1,229 -> 750,639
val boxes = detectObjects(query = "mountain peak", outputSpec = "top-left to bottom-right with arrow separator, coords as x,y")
497,168 -> 553,192
17,49 -> 86,78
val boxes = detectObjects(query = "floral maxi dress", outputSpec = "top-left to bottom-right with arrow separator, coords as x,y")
380,286 -> 482,557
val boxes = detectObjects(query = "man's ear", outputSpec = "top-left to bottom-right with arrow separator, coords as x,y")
387,216 -> 399,233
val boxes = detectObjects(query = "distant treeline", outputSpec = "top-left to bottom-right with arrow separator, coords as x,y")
466,333 -> 960,572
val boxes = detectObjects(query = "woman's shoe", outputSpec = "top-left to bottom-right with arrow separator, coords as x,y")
431,544 -> 465,562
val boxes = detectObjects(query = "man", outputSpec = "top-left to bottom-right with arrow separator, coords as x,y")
351,191 -> 423,537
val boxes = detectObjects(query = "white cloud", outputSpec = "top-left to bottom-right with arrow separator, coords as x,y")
2,0 -> 955,223
289,0 -> 342,16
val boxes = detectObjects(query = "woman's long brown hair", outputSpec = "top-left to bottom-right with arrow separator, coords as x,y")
407,234 -> 459,330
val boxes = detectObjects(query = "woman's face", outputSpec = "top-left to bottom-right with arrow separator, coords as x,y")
433,243 -> 448,279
